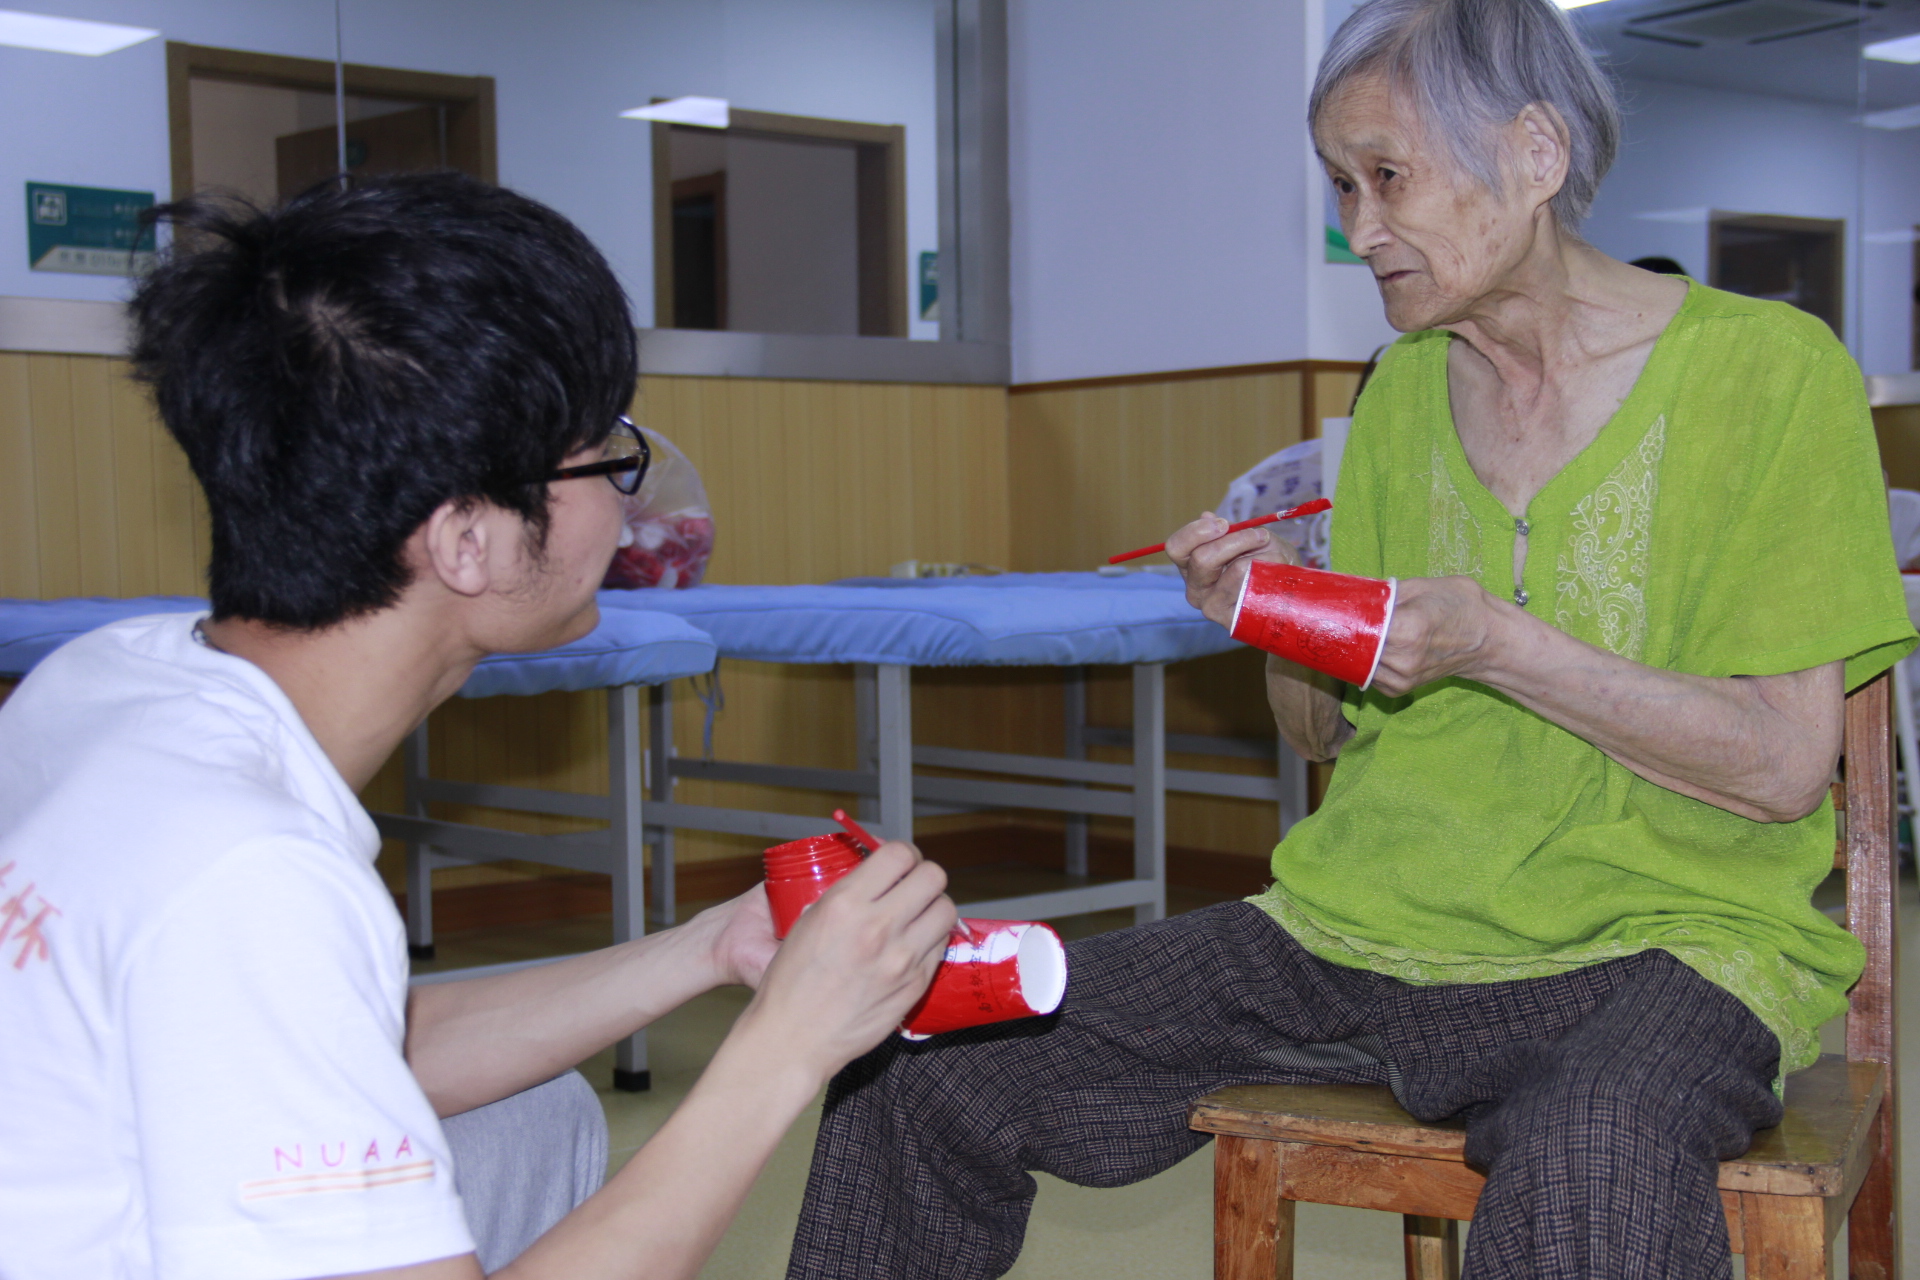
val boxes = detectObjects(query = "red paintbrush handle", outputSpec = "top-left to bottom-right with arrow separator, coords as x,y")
1106,498 -> 1331,565
831,808 -> 881,853
831,808 -> 973,940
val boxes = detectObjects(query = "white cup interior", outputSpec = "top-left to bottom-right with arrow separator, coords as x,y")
1014,924 -> 1068,1015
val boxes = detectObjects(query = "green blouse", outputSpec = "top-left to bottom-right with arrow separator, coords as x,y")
1248,284 -> 1916,1075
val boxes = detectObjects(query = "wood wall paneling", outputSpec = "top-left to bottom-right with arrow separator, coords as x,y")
1873,405 -> 1920,492
0,351 -> 207,600
1009,371 -> 1302,573
3,349 -> 1339,908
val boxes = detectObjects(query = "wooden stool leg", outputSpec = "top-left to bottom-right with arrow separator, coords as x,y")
1741,1193 -> 1827,1280
1214,1135 -> 1294,1280
1848,1108 -> 1901,1280
1402,1215 -> 1459,1280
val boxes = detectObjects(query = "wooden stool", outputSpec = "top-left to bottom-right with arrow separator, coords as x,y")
1190,675 -> 1903,1280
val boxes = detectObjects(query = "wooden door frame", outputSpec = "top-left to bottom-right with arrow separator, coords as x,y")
668,171 -> 728,330
166,42 -> 497,201
1708,211 -> 1845,339
651,108 -> 908,337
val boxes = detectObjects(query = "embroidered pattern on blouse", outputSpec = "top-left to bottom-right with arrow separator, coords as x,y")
1427,445 -> 1483,578
1554,416 -> 1667,661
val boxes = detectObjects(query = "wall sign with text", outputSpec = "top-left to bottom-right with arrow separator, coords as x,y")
27,182 -> 156,276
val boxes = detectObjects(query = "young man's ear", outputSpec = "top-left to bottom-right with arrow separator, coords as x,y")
417,499 -> 498,598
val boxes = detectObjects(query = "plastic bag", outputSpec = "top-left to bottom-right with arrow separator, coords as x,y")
601,427 -> 715,590
1218,438 -> 1331,569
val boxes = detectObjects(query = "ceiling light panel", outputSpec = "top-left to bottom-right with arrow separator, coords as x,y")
1866,31 -> 1920,62
619,96 -> 730,128
1627,0 -> 1873,45
0,8 -> 158,55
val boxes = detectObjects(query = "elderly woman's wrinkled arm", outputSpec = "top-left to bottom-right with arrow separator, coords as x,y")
1265,653 -> 1355,762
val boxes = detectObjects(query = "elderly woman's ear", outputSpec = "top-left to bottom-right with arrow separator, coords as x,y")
1507,102 -> 1572,213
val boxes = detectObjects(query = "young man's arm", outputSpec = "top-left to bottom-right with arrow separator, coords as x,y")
404,883 -> 779,1117
337,843 -> 954,1280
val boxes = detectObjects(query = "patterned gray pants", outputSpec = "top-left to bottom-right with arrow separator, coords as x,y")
787,902 -> 1783,1280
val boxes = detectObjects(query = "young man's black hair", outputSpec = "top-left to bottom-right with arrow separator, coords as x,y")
128,172 -> 639,630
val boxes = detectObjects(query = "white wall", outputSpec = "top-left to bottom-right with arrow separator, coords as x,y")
0,0 -> 939,335
1585,76 -> 1920,377
1307,0 -> 1400,364
1009,0 -> 1321,383
1006,0 -> 1396,384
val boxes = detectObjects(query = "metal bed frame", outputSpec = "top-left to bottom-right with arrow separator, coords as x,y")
370,684 -> 654,1092
642,661 -> 1310,928
372,662 -> 1311,1093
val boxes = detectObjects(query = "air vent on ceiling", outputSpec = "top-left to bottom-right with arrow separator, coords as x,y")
1626,0 -> 1873,46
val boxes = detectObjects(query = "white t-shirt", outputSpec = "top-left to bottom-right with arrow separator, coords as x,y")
0,614 -> 474,1279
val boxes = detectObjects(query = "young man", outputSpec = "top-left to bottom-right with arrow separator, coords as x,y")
0,173 -> 955,1280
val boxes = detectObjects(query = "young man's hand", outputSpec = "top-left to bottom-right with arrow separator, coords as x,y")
734,842 -> 956,1085
697,883 -> 781,990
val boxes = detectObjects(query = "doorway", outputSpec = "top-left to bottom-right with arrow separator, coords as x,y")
1709,213 -> 1845,337
166,43 -> 495,203
651,108 -> 906,337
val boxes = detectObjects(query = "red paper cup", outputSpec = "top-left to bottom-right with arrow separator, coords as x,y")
899,919 -> 1068,1040
1229,559 -> 1397,689
763,833 -> 863,939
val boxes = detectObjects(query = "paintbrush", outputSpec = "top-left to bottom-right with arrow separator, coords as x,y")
1107,497 -> 1332,565
833,808 -> 973,942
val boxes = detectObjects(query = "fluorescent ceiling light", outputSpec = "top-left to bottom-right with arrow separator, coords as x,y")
0,8 -> 157,55
1866,32 -> 1920,63
1555,0 -> 1611,9
620,96 -> 729,128
1862,103 -> 1920,129
1632,207 -> 1710,223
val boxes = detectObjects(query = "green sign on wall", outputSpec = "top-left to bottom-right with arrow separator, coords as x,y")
919,250 -> 938,322
27,182 -> 156,276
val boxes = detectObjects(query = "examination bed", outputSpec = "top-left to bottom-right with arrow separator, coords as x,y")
597,573 -> 1306,930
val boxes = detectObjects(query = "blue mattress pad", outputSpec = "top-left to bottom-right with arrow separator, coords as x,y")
0,596 -> 717,695
829,570 -> 1186,591
597,581 -> 1239,667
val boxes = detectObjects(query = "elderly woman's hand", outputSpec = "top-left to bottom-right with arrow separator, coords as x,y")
1166,513 -> 1297,628
1366,575 -> 1502,697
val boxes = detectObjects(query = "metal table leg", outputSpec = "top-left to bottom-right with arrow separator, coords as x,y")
1132,664 -> 1167,923
609,685 -> 650,1091
1278,745 -> 1309,837
647,682 -> 677,929
1064,666 -> 1089,878
854,663 -> 880,825
403,721 -> 435,961
874,664 -> 915,843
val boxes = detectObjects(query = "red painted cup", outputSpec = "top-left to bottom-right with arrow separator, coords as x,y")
899,919 -> 1069,1040
763,833 -> 864,938
1229,559 -> 1398,689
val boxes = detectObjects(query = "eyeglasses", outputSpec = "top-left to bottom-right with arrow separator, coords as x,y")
550,416 -> 650,495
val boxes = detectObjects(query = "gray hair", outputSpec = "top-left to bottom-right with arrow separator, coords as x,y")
1310,0 -> 1620,228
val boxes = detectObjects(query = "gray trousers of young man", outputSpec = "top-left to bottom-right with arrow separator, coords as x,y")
443,1069 -> 609,1272
786,902 -> 1785,1280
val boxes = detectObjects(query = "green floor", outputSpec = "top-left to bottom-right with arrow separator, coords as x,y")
419,865 -> 1918,1278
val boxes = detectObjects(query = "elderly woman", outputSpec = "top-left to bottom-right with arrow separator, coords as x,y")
785,0 -> 1915,1276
